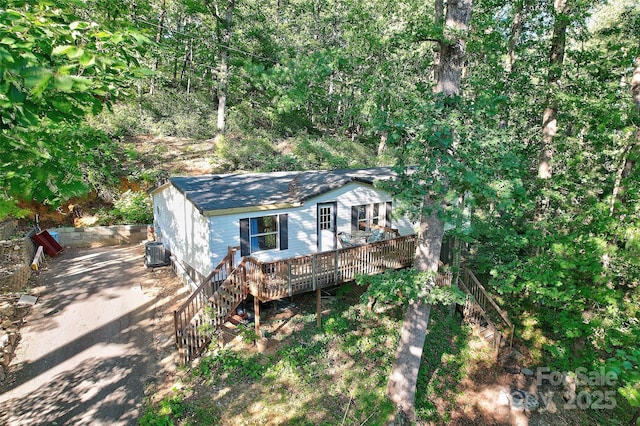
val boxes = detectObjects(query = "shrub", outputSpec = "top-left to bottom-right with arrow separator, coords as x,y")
111,190 -> 153,224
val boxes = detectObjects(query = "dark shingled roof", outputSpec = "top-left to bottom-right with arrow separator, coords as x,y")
169,167 -> 398,214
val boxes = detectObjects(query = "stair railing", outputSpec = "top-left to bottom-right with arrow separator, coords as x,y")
173,246 -> 239,363
458,268 -> 514,353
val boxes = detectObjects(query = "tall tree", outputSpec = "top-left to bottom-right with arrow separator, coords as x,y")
538,0 -> 570,179
210,0 -> 236,134
385,0 -> 473,421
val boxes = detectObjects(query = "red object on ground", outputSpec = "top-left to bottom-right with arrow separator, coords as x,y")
31,230 -> 64,257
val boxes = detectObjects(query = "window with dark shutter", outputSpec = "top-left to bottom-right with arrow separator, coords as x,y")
240,214 -> 288,256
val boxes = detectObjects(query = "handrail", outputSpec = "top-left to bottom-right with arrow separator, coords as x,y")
248,234 -> 417,302
458,276 -> 502,352
210,257 -> 249,327
460,268 -> 514,350
173,246 -> 239,357
466,269 -> 513,330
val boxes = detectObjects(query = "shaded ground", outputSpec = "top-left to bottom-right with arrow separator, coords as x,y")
0,244 -> 184,425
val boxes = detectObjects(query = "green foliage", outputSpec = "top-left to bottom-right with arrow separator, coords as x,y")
236,324 -> 260,344
110,190 -> 153,224
415,306 -> 475,422
356,268 -> 465,307
0,0 -> 149,210
0,196 -> 29,221
607,346 -> 640,411
139,392 -> 220,426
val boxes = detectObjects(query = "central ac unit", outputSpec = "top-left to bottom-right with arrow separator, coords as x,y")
145,241 -> 170,267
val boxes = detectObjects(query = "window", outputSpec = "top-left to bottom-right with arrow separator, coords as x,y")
351,202 -> 392,233
240,214 -> 288,256
371,204 -> 380,226
250,216 -> 278,252
319,206 -> 333,230
354,205 -> 369,231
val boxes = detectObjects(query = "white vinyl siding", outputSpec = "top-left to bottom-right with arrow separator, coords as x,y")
154,180 -> 416,279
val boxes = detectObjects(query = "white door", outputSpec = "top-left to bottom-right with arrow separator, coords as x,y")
317,202 -> 336,252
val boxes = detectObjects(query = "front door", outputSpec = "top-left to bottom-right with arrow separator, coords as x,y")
317,202 -> 337,252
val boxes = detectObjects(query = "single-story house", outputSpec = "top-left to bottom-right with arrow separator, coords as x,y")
150,167 -> 416,288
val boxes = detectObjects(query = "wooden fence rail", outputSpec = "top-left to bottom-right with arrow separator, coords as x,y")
172,236 -> 509,364
173,246 -> 238,362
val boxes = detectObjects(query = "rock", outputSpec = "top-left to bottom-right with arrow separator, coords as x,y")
0,353 -> 10,367
0,364 -> 4,381
508,349 -> 524,360
8,331 -> 18,346
521,367 -> 534,376
0,302 -> 14,317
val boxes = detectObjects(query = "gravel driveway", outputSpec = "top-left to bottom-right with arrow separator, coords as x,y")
0,244 -> 183,425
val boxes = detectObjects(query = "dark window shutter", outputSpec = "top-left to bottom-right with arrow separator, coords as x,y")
385,202 -> 392,227
351,206 -> 358,233
279,214 -> 288,250
240,218 -> 250,256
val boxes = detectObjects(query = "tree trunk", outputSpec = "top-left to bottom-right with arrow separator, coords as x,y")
216,0 -> 236,134
505,0 -> 525,74
149,0 -> 167,95
612,58 -> 640,214
386,0 -> 473,421
538,0 -> 570,179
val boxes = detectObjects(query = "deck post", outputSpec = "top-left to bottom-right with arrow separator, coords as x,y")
254,296 -> 261,337
288,260 -> 292,297
312,255 -> 317,291
316,288 -> 322,327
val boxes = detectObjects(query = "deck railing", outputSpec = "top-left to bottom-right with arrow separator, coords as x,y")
252,234 -> 417,301
458,268 -> 514,354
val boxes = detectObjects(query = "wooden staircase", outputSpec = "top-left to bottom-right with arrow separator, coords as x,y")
457,268 -> 514,357
173,247 -> 248,363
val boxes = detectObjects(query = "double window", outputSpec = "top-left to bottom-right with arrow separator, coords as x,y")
351,202 -> 392,233
240,214 -> 288,256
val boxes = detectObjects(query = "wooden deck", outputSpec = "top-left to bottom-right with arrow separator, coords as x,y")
249,235 -> 417,301
174,234 -> 417,363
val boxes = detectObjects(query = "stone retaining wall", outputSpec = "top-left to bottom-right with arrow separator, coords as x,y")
0,221 -> 17,240
0,228 -> 37,293
48,224 -> 151,248
0,295 -> 27,381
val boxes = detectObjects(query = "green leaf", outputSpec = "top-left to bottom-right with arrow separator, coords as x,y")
52,45 -> 77,56
8,84 -> 25,102
93,31 -> 112,39
69,21 -> 89,30
0,46 -> 15,64
51,97 -> 73,113
22,67 -> 52,92
54,76 -> 74,92
79,52 -> 95,67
